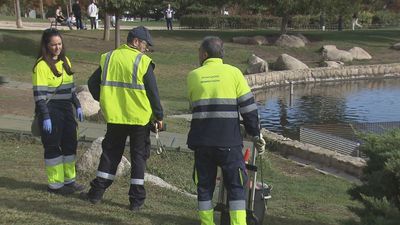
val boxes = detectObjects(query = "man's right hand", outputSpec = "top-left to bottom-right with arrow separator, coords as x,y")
43,119 -> 52,134
252,135 -> 266,156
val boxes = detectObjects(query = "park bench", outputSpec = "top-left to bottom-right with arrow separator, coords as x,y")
49,17 -> 73,30
49,17 -> 58,29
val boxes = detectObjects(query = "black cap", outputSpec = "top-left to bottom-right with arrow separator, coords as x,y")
127,26 -> 153,46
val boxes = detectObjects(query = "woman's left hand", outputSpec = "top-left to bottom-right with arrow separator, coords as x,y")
76,107 -> 84,122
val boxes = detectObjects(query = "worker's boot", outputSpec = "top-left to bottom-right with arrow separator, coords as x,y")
47,185 -> 74,195
80,187 -> 104,204
65,182 -> 85,192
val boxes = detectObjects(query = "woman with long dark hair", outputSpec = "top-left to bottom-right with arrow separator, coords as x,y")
32,28 -> 84,195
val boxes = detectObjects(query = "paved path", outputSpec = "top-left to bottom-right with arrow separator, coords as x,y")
0,114 -> 253,152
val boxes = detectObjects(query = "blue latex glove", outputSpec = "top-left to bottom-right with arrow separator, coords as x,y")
76,107 -> 84,122
43,119 -> 52,134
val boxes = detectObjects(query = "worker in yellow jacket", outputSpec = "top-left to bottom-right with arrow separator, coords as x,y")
187,36 -> 266,225
83,26 -> 163,211
32,28 -> 84,195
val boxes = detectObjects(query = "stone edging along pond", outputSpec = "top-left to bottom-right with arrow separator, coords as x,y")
254,63 -> 400,178
246,63 -> 400,90
262,129 -> 366,178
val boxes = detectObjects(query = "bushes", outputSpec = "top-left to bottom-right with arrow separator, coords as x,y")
180,11 -> 399,29
348,129 -> 400,225
180,15 -> 281,29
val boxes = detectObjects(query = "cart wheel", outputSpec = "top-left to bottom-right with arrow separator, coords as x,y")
246,211 -> 260,225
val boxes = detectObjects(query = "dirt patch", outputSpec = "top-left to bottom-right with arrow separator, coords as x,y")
0,85 -> 34,117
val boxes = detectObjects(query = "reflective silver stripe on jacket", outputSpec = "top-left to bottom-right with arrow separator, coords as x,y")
130,178 -> 144,185
48,93 -> 72,100
101,51 -> 113,84
101,51 -> 145,90
192,111 -> 239,119
63,155 -> 75,163
45,156 -> 63,166
239,103 -> 258,114
191,98 -> 237,107
34,95 -> 47,101
229,200 -> 246,210
96,171 -> 115,180
237,92 -> 253,103
33,83 -> 74,92
198,200 -> 213,210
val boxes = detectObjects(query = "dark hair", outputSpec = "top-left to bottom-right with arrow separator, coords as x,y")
200,36 -> 224,59
33,28 -> 73,77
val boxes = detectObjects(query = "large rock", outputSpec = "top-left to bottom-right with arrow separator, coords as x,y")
76,91 -> 100,117
392,43 -> 400,50
245,54 -> 268,74
76,137 -> 131,176
232,36 -> 267,45
232,36 -> 250,45
75,85 -> 89,93
321,45 -> 353,62
295,33 -> 310,44
349,47 -> 372,60
248,35 -> 268,45
321,61 -> 344,68
274,54 -> 309,70
275,34 -> 306,48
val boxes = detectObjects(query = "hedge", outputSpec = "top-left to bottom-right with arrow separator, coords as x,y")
180,11 -> 400,29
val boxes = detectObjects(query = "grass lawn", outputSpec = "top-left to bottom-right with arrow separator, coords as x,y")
0,138 -> 360,225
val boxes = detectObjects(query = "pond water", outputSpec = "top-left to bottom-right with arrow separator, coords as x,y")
256,78 -> 400,139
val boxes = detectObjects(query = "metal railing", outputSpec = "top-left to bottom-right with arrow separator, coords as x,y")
300,121 -> 400,158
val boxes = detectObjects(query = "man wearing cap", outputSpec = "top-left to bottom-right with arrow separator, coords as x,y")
83,26 -> 163,211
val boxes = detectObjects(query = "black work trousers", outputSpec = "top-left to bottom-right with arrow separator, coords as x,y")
193,146 -> 247,203
89,123 -> 151,207
40,102 -> 77,160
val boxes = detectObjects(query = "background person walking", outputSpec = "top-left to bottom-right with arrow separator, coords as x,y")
186,36 -> 266,225
88,0 -> 98,29
72,0 -> 83,30
32,28 -> 85,195
164,4 -> 175,30
352,13 -> 362,30
83,26 -> 164,211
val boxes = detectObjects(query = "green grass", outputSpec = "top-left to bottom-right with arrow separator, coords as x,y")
0,138 -> 360,225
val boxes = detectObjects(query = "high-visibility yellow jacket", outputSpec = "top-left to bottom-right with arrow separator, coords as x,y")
100,44 -> 153,125
187,58 -> 260,148
32,57 -> 80,119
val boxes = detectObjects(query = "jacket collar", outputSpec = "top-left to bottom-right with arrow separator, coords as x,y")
119,44 -> 142,54
202,58 -> 223,66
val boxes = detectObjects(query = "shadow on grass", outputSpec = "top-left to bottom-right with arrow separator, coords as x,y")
0,34 -> 38,57
0,196 -> 131,225
265,215 -> 343,225
0,176 -> 45,192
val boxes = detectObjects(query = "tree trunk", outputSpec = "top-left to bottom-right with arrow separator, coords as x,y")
14,0 -> 23,28
280,15 -> 289,34
69,0 -> 73,17
103,13 -> 110,41
40,0 -> 45,19
115,14 -> 120,49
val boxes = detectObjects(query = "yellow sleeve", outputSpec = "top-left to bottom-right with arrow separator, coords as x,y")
32,61 -> 49,87
235,68 -> 251,98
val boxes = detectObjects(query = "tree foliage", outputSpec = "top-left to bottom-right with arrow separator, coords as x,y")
348,129 -> 400,225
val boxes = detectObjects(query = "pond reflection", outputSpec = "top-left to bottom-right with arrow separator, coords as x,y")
256,78 -> 400,139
